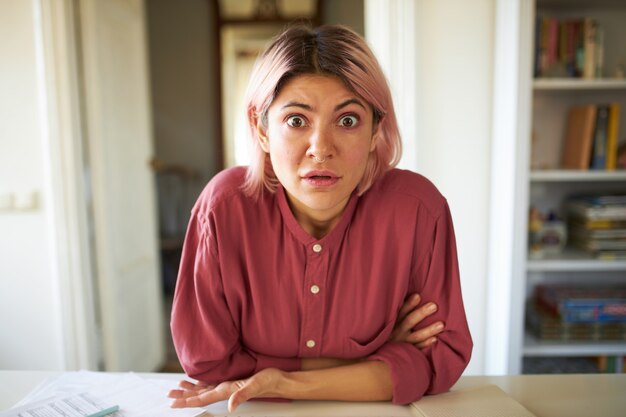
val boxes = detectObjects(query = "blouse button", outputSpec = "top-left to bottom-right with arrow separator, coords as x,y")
313,243 -> 322,253
310,285 -> 320,294
306,339 -> 316,348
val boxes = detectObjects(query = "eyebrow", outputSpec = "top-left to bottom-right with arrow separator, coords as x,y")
280,98 -> 367,112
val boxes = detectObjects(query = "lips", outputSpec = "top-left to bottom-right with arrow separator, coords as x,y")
302,170 -> 340,186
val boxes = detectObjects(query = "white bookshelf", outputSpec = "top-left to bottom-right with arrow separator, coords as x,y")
528,256 -> 626,272
512,0 -> 626,375
524,332 -> 626,357
530,170 -> 626,182
533,78 -> 626,90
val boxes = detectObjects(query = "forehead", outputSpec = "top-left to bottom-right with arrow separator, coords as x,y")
273,74 -> 358,104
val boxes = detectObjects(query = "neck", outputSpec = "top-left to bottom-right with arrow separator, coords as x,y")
298,215 -> 341,239
285,194 -> 350,239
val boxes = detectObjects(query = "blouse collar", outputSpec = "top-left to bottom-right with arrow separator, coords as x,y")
275,185 -> 359,248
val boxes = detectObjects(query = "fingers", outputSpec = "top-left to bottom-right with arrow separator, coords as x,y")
228,378 -> 259,412
170,385 -> 230,408
396,293 -> 421,323
167,380 -> 216,401
400,302 -> 438,333
228,368 -> 284,412
416,336 -> 438,349
407,321 -> 444,345
168,380 -> 225,408
178,379 -> 211,390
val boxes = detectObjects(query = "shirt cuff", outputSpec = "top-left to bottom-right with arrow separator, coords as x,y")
253,354 -> 301,374
367,342 -> 432,405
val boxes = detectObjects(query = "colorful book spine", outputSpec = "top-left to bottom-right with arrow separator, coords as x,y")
606,103 -> 621,170
591,105 -> 609,170
583,18 -> 597,79
536,285 -> 626,324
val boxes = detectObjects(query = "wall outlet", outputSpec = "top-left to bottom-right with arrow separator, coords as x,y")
15,191 -> 40,211
0,192 -> 15,211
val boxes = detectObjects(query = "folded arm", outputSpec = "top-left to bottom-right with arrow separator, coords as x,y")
169,293 -> 444,410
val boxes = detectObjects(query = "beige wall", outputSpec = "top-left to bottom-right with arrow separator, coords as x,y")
0,0 -> 64,370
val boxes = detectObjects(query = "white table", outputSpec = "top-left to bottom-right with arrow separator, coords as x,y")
1,371 -> 625,417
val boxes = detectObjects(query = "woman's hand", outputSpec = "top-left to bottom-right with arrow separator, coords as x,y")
389,293 -> 444,349
168,368 -> 284,412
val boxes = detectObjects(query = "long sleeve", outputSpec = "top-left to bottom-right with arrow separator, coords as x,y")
367,202 -> 472,404
171,210 -> 300,384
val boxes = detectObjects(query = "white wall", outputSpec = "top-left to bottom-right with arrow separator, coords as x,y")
366,0 -> 495,375
0,0 -> 64,370
415,0 -> 494,375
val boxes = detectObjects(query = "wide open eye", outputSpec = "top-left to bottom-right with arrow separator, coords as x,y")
286,115 -> 307,128
338,115 -> 359,128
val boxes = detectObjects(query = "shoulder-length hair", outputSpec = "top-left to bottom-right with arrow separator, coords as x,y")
242,24 -> 402,198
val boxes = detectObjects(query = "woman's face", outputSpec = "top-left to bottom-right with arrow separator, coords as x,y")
258,74 -> 378,227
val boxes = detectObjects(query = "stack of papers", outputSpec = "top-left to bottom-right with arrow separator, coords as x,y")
0,371 -> 205,417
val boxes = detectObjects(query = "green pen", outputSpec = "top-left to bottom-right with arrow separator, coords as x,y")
85,405 -> 120,417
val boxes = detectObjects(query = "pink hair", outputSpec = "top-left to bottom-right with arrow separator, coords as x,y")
242,24 -> 402,198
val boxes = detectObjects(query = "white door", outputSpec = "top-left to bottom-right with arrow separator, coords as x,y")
79,0 -> 164,371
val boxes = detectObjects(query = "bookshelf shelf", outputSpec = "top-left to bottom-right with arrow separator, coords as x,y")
527,257 -> 626,272
524,332 -> 626,357
530,170 -> 626,182
533,78 -> 626,91
510,0 -> 626,375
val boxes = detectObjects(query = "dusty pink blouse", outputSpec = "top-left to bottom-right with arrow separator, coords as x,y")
171,167 -> 472,404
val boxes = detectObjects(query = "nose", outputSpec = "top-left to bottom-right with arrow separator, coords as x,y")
306,126 -> 334,163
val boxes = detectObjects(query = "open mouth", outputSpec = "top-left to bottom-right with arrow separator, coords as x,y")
303,172 -> 340,187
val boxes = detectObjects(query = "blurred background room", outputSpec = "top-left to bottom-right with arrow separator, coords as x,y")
1,0 -> 625,378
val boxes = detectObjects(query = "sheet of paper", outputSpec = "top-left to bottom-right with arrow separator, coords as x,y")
410,385 -> 536,417
0,392 -> 115,417
7,372 -> 202,417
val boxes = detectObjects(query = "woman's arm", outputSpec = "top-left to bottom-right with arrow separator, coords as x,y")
169,294 -> 445,410
169,361 -> 393,411
301,292 -> 444,371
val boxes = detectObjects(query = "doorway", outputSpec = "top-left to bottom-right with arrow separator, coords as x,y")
144,0 -> 364,373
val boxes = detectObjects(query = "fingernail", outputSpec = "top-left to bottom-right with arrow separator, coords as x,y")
435,322 -> 444,330
413,294 -> 421,302
427,303 -> 437,312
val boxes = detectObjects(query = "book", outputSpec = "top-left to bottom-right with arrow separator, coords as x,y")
571,217 -> 626,230
547,17 -> 559,70
583,18 -> 598,79
596,250 -> 626,260
411,385 -> 536,417
527,302 -> 626,340
590,105 -> 609,169
606,103 -> 621,170
564,20 -> 578,76
561,105 -> 597,169
572,237 -> 626,251
570,226 -> 626,240
533,15 -> 542,77
595,24 -> 605,78
567,195 -> 626,220
536,284 -> 626,323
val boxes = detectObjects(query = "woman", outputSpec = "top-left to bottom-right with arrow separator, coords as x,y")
168,24 -> 472,411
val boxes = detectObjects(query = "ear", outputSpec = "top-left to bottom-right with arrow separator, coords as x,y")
369,122 -> 381,153
252,111 -> 270,153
